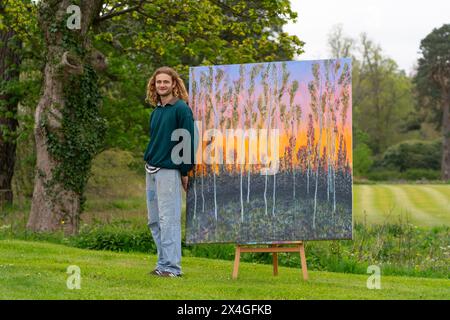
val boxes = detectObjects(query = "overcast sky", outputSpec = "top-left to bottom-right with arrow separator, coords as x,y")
284,0 -> 450,74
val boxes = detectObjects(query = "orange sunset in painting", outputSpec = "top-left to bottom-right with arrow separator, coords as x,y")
186,59 -> 353,244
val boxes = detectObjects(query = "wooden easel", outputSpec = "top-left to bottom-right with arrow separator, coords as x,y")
232,241 -> 308,280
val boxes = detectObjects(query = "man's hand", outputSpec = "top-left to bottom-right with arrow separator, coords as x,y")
181,176 -> 188,192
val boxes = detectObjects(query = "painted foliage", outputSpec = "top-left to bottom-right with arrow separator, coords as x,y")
186,59 -> 352,244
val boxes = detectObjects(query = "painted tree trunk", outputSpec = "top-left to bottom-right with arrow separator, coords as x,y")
265,91 -> 273,216
211,70 -> 218,221
240,127 -> 245,221
271,66 -> 278,217
201,102 -> 206,213
201,173 -> 205,212
272,173 -> 276,216
264,170 -> 268,215
240,164 -> 244,221
313,128 -> 323,230
333,166 -> 336,214
247,169 -> 251,203
193,169 -> 197,219
213,171 -> 217,220
293,169 -> 295,199
307,165 -> 310,195
327,164 -> 330,201
246,115 -> 252,204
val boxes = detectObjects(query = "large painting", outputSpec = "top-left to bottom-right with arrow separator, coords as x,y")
186,59 -> 352,244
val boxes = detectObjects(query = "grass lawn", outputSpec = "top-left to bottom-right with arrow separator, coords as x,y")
353,184 -> 450,226
0,240 -> 448,300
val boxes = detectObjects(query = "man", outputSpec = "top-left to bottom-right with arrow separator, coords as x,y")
144,66 -> 194,277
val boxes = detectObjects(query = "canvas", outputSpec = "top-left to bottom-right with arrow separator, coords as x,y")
186,59 -> 352,244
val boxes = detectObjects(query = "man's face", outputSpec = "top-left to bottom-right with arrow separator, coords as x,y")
155,73 -> 175,97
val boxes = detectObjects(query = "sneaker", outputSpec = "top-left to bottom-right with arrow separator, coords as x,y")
149,269 -> 163,276
159,271 -> 182,278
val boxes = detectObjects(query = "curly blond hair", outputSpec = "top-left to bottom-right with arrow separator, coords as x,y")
146,67 -> 189,105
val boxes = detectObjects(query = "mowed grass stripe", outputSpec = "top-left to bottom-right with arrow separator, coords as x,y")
355,185 -> 399,224
406,185 -> 450,225
354,185 -> 383,224
421,185 -> 450,205
382,185 -> 442,227
427,185 -> 450,205
400,185 -> 447,224
371,185 -> 400,222
354,185 -> 400,225
354,185 -> 372,223
354,184 -> 449,227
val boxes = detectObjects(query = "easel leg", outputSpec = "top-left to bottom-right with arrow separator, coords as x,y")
299,242 -> 309,280
273,254 -> 278,276
232,245 -> 241,279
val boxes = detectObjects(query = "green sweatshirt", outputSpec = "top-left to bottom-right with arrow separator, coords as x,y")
143,98 -> 195,176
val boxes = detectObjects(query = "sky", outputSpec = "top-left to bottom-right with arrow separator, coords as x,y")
284,0 -> 450,74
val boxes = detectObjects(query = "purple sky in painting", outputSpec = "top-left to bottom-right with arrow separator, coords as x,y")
189,59 -> 352,132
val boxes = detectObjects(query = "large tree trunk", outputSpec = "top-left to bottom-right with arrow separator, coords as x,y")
27,0 -> 104,235
27,54 -> 80,234
0,27 -> 21,206
442,91 -> 450,180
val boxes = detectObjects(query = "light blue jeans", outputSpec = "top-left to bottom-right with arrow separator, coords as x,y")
146,168 -> 182,275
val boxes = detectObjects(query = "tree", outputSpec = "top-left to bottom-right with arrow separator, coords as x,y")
0,4 -> 21,206
357,34 -> 415,154
211,0 -> 304,63
327,24 -> 354,58
328,26 -> 416,157
27,0 -> 109,234
414,24 -> 450,180
353,129 -> 373,176
0,0 -> 40,206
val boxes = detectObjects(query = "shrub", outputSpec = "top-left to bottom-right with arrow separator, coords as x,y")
70,222 -> 156,253
353,143 -> 374,176
86,148 -> 144,199
401,168 -> 441,181
365,170 -> 402,181
379,139 -> 442,172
